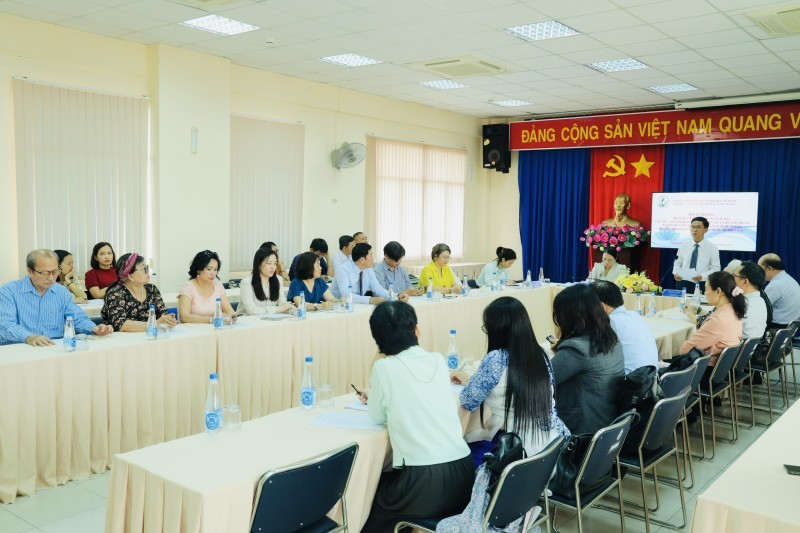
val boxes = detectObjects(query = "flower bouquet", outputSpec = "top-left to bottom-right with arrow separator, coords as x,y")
580,224 -> 649,252
616,271 -> 661,294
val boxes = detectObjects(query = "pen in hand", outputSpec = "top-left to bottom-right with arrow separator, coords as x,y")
351,383 -> 365,399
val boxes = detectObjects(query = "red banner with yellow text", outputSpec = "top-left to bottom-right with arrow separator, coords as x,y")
588,146 -> 664,282
510,102 -> 800,150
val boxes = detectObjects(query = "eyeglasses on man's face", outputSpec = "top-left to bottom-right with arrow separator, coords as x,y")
33,269 -> 61,277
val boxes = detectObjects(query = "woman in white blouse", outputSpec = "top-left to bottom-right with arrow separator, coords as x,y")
589,247 -> 628,282
239,246 -> 294,315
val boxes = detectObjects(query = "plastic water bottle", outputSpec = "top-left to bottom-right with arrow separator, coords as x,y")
693,282 -> 702,305
346,284 -> 354,312
447,330 -> 459,370
635,293 -> 643,316
388,282 -> 395,301
491,272 -> 499,293
300,356 -> 315,409
146,305 -> 158,340
63,314 -> 76,352
680,287 -> 687,312
213,297 -> 223,329
461,274 -> 469,296
297,292 -> 306,319
525,270 -> 532,288
648,293 -> 657,317
205,373 -> 222,434
538,267 -> 545,284
426,277 -> 433,299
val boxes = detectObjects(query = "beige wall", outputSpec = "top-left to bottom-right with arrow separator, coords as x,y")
0,13 -> 512,289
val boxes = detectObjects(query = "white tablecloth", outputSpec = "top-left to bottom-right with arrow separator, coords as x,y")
0,327 -> 217,503
692,398 -> 800,532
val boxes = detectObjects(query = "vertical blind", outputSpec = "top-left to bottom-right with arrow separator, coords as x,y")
229,116 -> 304,272
367,137 -> 466,262
13,79 -> 150,274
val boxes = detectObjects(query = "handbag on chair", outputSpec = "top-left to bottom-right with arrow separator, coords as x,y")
483,432 -> 525,495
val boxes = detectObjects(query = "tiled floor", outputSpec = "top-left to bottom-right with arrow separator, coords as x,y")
2,368 -> 796,533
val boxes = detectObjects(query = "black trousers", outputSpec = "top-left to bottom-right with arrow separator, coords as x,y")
361,455 -> 474,533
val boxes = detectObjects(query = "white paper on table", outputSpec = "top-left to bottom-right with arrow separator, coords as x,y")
311,411 -> 384,431
674,267 -> 698,280
260,314 -> 294,321
344,402 -> 368,412
451,384 -> 465,395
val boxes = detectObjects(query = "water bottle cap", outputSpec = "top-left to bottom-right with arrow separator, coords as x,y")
210,372 -> 218,380
65,313 -> 73,317
149,304 -> 155,309
216,297 -> 221,301
450,329 -> 456,334
348,284 -> 352,288
305,356 -> 313,363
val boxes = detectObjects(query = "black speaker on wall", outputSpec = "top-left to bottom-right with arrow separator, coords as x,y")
482,124 -> 510,173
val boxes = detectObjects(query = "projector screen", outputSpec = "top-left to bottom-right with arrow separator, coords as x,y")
650,192 -> 758,251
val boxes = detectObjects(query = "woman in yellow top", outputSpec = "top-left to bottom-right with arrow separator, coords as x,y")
419,243 -> 462,294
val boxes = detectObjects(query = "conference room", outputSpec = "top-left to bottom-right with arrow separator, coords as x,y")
1,1 -> 800,532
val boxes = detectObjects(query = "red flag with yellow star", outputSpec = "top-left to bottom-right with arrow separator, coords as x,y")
588,145 -> 664,281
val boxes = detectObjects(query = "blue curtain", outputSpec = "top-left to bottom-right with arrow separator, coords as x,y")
518,149 -> 590,282
660,138 -> 800,282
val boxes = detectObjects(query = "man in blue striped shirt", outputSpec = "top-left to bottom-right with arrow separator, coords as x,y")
0,249 -> 113,346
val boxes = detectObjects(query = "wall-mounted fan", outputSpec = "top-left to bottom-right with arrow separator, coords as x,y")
331,142 -> 367,169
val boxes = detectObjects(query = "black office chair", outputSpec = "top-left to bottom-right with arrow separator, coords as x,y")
698,344 -> 741,458
787,320 -> 799,397
750,328 -> 794,426
729,338 -> 761,433
617,387 -> 691,533
228,278 -> 242,288
683,355 -> 711,461
394,436 -> 565,533
550,413 -> 637,533
249,442 -> 358,533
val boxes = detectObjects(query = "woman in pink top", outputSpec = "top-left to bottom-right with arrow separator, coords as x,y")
680,271 -> 745,366
177,250 -> 237,324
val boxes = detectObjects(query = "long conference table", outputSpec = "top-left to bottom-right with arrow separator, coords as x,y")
691,397 -> 800,532
101,286 -> 692,533
0,284 -> 691,510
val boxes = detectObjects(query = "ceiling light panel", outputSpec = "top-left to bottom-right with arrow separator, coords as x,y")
490,99 -> 534,107
320,53 -> 382,67
180,14 -> 259,36
648,83 -> 698,94
420,80 -> 469,90
587,58 -> 649,72
503,20 -> 580,41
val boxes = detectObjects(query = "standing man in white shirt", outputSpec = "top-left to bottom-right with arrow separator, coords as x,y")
330,243 -> 408,304
590,280 -> 659,373
758,253 -> 800,327
331,235 -> 354,271
673,216 -> 720,293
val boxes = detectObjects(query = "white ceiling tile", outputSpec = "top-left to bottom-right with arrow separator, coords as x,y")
532,0 -> 619,18
135,23 -> 219,45
729,63 -> 797,79
12,0 -> 105,17
679,69 -> 742,83
216,3 -> 302,28
459,4 -> 549,28
615,38 -> 686,56
656,14 -> 738,37
1,1 -> 71,22
592,26 -> 669,46
697,41 -> 769,60
705,0 -> 783,12
270,19 -> 351,40
188,37 -> 267,56
659,61 -> 724,76
628,0 -> 718,23
710,85 -> 761,97
61,16 -> 130,37
676,28 -> 754,49
322,9 -> 392,32
560,9 -> 646,33
117,0 -> 207,23
763,34 -> 800,52
80,8 -> 165,32
358,24 -> 437,46
259,0 -> 353,19
715,53 -> 783,69
363,0 -> 452,24
757,80 -> 800,92
639,50 -> 706,67
532,35 -> 608,54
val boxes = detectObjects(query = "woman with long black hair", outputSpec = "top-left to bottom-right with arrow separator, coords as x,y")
239,246 -> 294,315
440,297 -> 568,532
551,284 -> 625,435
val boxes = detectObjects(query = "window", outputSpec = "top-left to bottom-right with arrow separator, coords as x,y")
367,137 -> 466,262
13,79 -> 150,273
229,116 -> 304,272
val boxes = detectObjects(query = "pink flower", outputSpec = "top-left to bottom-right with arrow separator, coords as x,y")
592,244 -> 598,249
636,232 -> 642,238
580,237 -> 585,242
601,233 -> 609,242
609,237 -> 618,245
635,240 -> 640,245
616,246 -> 622,251
618,234 -> 627,242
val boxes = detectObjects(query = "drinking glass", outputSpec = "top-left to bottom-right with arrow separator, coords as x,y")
223,403 -> 242,431
158,322 -> 171,339
317,384 -> 334,408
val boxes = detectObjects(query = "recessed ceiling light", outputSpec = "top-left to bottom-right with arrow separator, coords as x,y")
419,80 -> 469,90
648,83 -> 698,94
180,15 -> 259,36
490,99 -> 534,107
320,54 -> 382,67
587,58 -> 649,73
503,20 -> 580,41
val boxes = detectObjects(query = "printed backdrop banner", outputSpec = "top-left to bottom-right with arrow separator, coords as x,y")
588,145 -> 664,281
